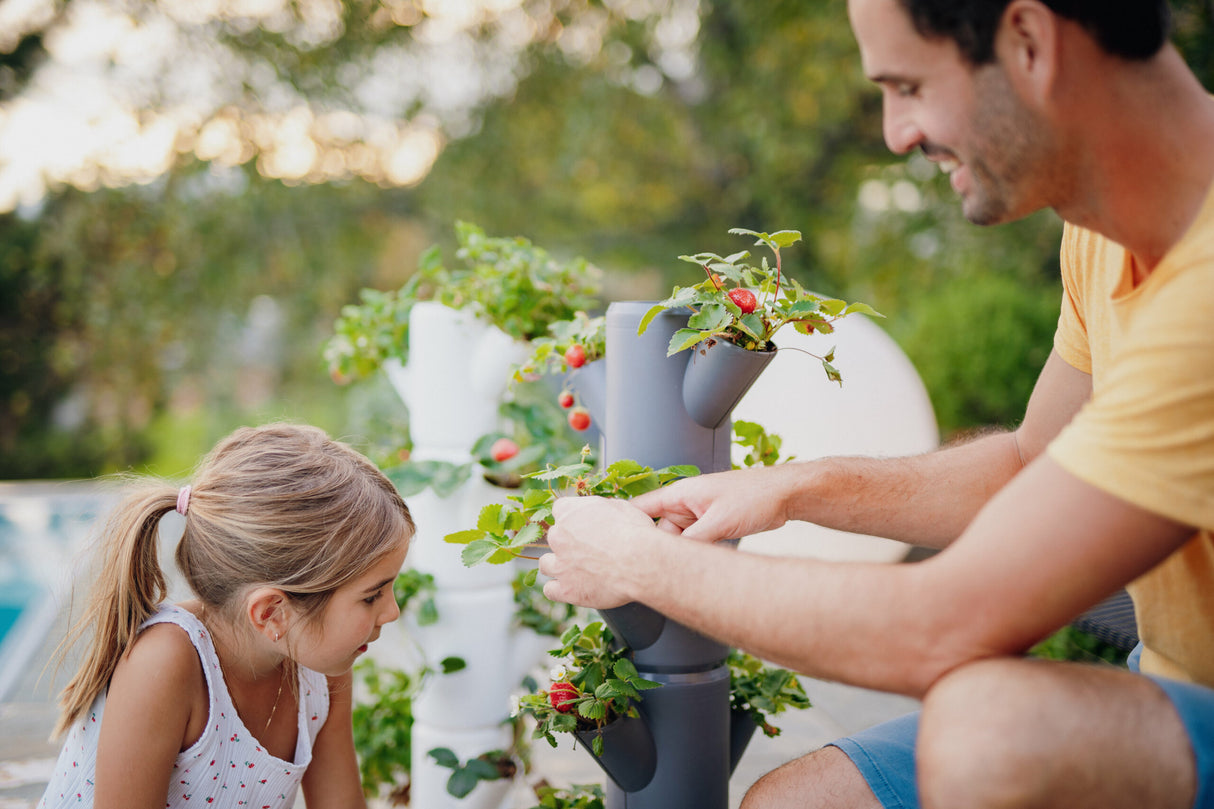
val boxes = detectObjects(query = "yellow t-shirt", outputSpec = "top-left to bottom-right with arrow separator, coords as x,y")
1048,184 -> 1214,687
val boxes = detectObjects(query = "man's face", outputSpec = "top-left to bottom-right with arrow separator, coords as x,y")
848,0 -> 1051,225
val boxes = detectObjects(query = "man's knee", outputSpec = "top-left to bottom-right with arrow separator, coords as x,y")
917,658 -> 1051,809
741,745 -> 882,809
917,657 -> 1195,809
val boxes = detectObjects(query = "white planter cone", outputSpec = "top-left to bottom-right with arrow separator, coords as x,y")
381,301 -> 552,808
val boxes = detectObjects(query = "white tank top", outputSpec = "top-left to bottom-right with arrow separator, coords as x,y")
39,604 -> 330,809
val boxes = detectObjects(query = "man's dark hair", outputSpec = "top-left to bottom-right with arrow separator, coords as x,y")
896,0 -> 1172,64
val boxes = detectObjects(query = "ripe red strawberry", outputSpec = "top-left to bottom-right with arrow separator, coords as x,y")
728,288 -> 758,314
558,391 -> 575,409
548,682 -> 580,713
564,344 -> 587,368
490,438 -> 519,463
568,408 -> 591,431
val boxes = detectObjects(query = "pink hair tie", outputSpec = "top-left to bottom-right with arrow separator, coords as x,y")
176,485 -> 192,516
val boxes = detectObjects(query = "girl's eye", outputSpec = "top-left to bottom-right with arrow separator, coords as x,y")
364,590 -> 384,605
896,83 -> 920,98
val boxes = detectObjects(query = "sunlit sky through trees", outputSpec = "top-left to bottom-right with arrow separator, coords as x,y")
0,0 -> 702,213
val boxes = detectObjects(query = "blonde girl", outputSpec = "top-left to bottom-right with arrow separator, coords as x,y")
39,424 -> 414,809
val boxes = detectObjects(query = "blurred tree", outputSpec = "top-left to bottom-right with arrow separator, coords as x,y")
0,0 -> 1210,475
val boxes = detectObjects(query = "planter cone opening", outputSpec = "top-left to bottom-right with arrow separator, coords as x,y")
729,708 -> 760,775
575,714 -> 658,794
682,338 -> 776,430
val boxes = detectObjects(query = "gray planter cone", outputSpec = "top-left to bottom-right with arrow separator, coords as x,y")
575,714 -> 658,793
683,338 -> 776,429
729,708 -> 760,774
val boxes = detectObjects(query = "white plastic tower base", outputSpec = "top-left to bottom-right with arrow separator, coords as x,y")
376,301 -> 549,809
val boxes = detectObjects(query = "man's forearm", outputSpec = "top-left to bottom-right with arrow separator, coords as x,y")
778,430 -> 1024,548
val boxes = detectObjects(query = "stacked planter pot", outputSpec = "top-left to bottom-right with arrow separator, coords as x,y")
380,301 -> 552,809
566,302 -> 773,809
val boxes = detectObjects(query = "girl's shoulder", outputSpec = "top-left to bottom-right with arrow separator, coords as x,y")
119,617 -> 207,714
132,604 -> 210,676
103,623 -> 207,754
111,605 -> 210,747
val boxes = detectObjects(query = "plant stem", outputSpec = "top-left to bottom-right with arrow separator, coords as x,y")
775,345 -> 827,362
774,245 -> 782,304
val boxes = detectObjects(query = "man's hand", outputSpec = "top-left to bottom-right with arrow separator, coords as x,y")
539,496 -> 656,608
630,466 -> 794,542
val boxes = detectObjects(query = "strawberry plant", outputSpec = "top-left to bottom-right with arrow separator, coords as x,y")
443,447 -> 699,568
528,783 -> 606,809
380,382 -> 593,495
726,650 -> 811,738
427,747 -> 516,799
351,659 -> 418,803
512,569 -> 580,638
325,221 -> 602,383
638,227 -> 883,384
514,311 -> 607,382
514,622 -> 661,755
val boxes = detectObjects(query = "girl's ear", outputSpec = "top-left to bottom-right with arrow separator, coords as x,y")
245,587 -> 291,643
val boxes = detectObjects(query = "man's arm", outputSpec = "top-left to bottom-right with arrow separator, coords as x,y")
542,455 -> 1192,698
633,350 -> 1092,549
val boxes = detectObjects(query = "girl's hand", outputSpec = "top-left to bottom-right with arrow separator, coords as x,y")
301,671 -> 367,809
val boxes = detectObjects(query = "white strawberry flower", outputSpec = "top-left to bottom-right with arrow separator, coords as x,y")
509,694 -> 521,718
549,664 -> 568,682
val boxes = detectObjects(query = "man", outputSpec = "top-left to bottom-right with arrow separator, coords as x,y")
538,1 -> 1214,807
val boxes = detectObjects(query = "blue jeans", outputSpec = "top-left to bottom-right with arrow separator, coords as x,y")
830,649 -> 1214,809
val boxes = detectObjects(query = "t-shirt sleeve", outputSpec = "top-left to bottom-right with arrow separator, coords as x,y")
1054,223 -> 1093,374
1048,263 -> 1214,531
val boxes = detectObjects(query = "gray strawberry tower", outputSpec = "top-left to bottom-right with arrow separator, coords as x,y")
564,300 -> 775,809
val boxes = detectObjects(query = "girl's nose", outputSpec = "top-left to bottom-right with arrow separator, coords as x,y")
381,595 -> 401,625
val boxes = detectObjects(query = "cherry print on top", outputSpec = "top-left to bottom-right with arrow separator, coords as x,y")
38,604 -> 330,809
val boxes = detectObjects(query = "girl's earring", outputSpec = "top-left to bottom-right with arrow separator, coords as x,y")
274,633 -> 280,642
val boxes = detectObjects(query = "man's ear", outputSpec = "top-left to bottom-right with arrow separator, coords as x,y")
996,0 -> 1060,104
245,587 -> 291,642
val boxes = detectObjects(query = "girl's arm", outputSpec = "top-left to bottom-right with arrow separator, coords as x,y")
94,623 -> 205,809
301,671 -> 367,809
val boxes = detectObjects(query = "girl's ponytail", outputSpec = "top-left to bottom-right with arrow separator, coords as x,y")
52,485 -> 174,738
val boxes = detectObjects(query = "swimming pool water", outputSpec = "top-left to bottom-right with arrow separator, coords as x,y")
0,485 -> 116,701
0,604 -> 20,648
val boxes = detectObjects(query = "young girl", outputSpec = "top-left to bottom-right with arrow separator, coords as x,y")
39,423 -> 415,809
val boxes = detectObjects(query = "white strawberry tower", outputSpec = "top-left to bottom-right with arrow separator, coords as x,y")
378,300 -> 550,809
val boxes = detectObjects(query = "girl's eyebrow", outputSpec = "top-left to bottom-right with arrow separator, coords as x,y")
362,576 -> 395,595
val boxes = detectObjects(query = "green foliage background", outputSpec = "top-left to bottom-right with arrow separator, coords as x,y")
1,0 -> 1211,478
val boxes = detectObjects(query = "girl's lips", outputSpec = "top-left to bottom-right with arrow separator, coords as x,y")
358,644 -> 369,653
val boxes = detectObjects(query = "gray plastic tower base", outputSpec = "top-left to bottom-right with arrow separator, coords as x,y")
576,301 -> 764,809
